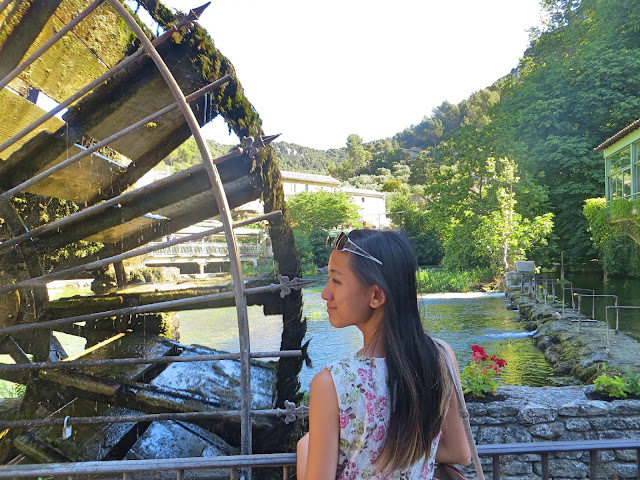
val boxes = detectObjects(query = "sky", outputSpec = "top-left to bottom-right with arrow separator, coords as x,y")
159,0 -> 544,150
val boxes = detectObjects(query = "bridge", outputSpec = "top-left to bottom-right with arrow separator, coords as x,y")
143,241 -> 274,275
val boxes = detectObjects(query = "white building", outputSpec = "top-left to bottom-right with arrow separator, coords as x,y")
136,169 -> 389,228
279,171 -> 389,229
280,171 -> 340,197
339,186 -> 389,229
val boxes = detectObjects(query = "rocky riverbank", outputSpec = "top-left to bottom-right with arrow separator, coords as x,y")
507,291 -> 640,382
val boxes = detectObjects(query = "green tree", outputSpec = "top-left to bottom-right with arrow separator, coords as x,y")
473,158 -> 554,273
387,192 -> 444,266
583,198 -> 640,279
327,134 -> 373,181
287,190 -> 361,233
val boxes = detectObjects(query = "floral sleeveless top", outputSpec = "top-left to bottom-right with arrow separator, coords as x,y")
327,354 -> 440,479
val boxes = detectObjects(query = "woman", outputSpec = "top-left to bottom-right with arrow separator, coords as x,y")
297,229 -> 471,479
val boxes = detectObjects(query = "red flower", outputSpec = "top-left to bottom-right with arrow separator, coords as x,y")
470,345 -> 488,362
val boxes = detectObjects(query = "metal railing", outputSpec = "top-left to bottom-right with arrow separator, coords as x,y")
607,305 -> 640,334
477,438 -> 640,480
562,287 -> 595,311
0,438 -> 638,479
148,242 -> 270,258
0,453 -> 298,479
573,293 -> 619,333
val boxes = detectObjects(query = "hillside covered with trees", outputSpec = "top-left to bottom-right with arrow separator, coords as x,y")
158,139 -> 347,174
283,0 -> 640,277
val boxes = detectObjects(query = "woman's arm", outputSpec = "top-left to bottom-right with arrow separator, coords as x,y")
296,367 -> 340,480
435,341 -> 472,466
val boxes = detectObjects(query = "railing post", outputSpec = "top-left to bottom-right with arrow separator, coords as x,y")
492,455 -> 500,480
541,452 -> 549,480
578,295 -> 583,333
636,448 -> 640,480
545,279 -> 549,309
606,306 -> 611,355
592,292 -> 596,320
589,450 -> 597,479
283,465 -> 290,479
616,298 -> 620,334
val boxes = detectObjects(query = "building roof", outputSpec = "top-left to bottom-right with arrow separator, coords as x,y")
595,117 -> 640,150
340,186 -> 386,197
280,170 -> 340,185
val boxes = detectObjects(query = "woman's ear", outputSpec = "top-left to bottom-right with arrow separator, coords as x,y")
369,285 -> 386,309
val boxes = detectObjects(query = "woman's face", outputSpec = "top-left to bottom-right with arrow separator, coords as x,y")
321,250 -> 381,334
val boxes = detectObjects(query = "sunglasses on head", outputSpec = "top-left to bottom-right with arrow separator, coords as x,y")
326,232 -> 383,265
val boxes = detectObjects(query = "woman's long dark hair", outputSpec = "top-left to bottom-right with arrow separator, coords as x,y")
347,229 -> 451,472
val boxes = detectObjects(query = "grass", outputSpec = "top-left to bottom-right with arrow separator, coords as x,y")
417,267 -> 495,293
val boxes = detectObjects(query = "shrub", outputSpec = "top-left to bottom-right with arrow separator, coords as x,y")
624,369 -> 640,396
594,374 -> 627,398
417,267 -> 493,293
460,345 -> 507,398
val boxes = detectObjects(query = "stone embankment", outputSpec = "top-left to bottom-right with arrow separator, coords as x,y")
506,290 -> 640,381
464,386 -> 640,480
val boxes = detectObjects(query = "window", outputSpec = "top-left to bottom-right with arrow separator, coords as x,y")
607,146 -> 632,200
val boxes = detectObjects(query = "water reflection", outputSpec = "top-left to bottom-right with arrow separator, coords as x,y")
178,287 -> 554,391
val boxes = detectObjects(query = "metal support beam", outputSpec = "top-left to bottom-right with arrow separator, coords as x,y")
83,4 -> 256,468
0,349 -> 305,374
0,401 -> 309,430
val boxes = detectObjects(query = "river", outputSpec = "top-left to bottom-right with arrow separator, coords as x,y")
44,272 -> 640,395
177,279 -> 554,391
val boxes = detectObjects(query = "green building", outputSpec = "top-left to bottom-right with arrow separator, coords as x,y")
596,118 -> 640,202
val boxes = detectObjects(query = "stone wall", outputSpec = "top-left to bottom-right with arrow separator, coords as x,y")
461,385 -> 640,479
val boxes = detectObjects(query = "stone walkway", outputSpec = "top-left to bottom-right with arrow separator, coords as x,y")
507,291 -> 640,380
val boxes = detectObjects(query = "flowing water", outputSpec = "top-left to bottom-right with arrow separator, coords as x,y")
45,272 -> 640,396
178,278 -> 554,391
